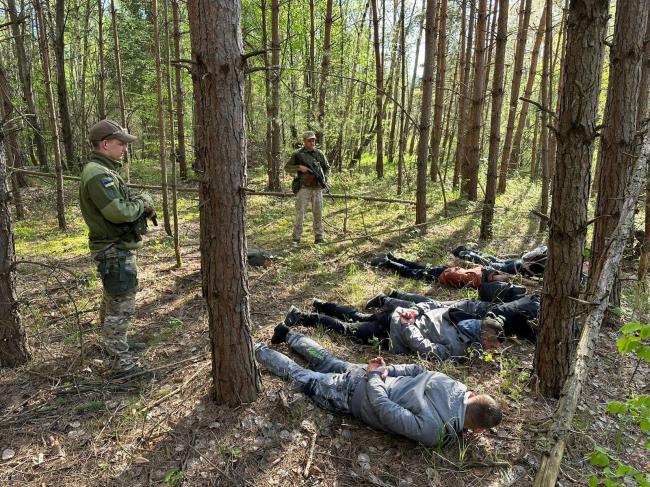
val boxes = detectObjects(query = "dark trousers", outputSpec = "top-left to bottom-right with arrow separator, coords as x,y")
304,302 -> 391,346
381,256 -> 447,283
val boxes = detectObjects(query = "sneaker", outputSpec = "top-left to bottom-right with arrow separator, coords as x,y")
365,292 -> 386,310
369,254 -> 389,266
312,298 -> 326,312
451,245 -> 468,257
128,341 -> 147,353
111,364 -> 152,380
314,236 -> 325,244
284,305 -> 303,327
271,323 -> 290,344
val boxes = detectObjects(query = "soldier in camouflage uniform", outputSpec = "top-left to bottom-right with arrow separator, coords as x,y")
285,131 -> 330,244
79,120 -> 155,378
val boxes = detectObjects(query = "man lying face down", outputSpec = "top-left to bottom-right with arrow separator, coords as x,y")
278,301 -> 506,362
256,331 -> 502,447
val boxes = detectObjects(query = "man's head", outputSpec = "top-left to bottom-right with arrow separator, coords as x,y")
302,130 -> 317,150
464,394 -> 502,432
480,317 -> 505,350
89,119 -> 137,161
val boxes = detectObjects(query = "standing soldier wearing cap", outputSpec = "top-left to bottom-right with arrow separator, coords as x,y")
285,131 -> 330,244
80,119 -> 156,378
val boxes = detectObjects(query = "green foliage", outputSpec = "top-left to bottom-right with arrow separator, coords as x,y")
162,468 -> 185,485
588,322 -> 650,486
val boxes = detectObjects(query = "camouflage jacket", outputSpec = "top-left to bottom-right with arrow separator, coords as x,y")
285,147 -> 330,188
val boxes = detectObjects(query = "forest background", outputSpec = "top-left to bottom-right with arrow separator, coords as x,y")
0,0 -> 649,485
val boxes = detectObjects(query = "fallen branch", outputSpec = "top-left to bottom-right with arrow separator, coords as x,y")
303,429 -> 318,478
533,123 -> 650,487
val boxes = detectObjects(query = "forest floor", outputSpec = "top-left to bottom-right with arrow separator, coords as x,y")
0,158 -> 648,486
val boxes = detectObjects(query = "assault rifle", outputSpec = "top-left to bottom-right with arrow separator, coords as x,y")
295,151 -> 334,201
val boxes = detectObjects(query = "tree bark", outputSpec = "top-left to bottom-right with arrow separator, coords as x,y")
397,0 -> 406,195
316,0 -> 333,146
34,0 -> 66,231
406,0 -> 425,155
171,0 -> 188,180
461,0 -> 488,200
110,0 -> 130,180
590,0 -> 649,305
54,0 -> 75,170
268,0 -> 282,191
429,0 -> 447,182
97,0 -> 106,119
509,8 -> 546,172
538,0 -> 553,233
151,0 -> 172,236
497,0 -> 532,193
188,0 -> 261,405
480,0 -> 508,239
415,0 -> 438,224
7,0 -> 49,170
370,0 -> 385,178
637,9 -> 650,281
534,0 -> 609,398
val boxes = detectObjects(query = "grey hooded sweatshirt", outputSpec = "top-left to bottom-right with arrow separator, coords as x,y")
349,366 -> 469,446
388,305 -> 480,360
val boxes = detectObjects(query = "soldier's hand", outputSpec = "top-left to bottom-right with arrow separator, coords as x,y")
297,165 -> 310,173
134,193 -> 155,215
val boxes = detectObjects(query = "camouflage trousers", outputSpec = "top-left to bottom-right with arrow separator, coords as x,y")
93,247 -> 139,372
292,187 -> 323,241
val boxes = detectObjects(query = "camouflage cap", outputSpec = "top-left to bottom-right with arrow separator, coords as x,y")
89,119 -> 137,143
302,130 -> 317,140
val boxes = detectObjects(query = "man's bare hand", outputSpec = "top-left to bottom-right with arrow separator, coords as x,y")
297,165 -> 310,173
367,357 -> 388,379
398,309 -> 418,325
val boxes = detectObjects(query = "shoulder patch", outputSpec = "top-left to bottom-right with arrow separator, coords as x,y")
101,178 -> 115,188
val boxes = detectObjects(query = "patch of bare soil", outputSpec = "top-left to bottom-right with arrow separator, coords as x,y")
1,188 -> 647,486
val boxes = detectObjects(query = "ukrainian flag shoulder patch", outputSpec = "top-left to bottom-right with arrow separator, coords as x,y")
101,178 -> 115,188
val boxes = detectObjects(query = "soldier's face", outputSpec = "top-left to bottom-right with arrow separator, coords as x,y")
303,137 -> 316,150
99,138 -> 128,161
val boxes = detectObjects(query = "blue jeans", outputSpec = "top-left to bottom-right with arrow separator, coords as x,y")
255,333 -> 365,413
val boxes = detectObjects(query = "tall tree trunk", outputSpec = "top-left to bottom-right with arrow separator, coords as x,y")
97,0 -> 106,119
480,0 -> 508,239
509,8 -> 546,172
589,0 -> 649,305
187,0 -> 261,405
497,0 -> 532,193
268,0 -> 282,190
534,0 -> 609,398
110,0 -> 130,180
637,8 -> 650,281
261,0 -> 273,184
7,0 -> 49,170
406,0 -> 425,155
34,0 -> 66,231
538,0 -> 552,233
441,55 -> 459,182
0,102 -> 30,367
397,0 -> 406,195
452,0 -> 475,189
152,0 -> 172,236
54,0 -> 74,170
316,0 -> 333,146
307,0 -> 316,117
415,0 -> 438,223
461,0 -> 488,200
429,0 -> 447,181
370,0 -> 385,178
171,0 -> 188,180
529,110 -> 540,178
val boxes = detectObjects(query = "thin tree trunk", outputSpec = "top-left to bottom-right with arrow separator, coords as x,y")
34,0 -> 66,231
97,0 -> 106,119
152,0 -> 172,236
187,0 -> 261,405
111,0 -> 130,180
590,0 -> 649,304
429,0 -> 447,181
370,0 -> 385,178
534,0 -> 609,398
480,0 -> 508,239
497,0 -> 532,193
452,0 -> 474,189
461,0 -> 488,200
415,0 -> 438,223
269,0 -> 282,190
397,0 -> 406,195
406,0 -> 425,155
441,58 -> 459,182
54,0 -> 74,170
509,8 -> 546,172
317,0 -> 333,146
637,8 -> 650,281
538,0 -> 552,233
7,0 -> 49,170
171,0 -> 187,180
529,110 -> 540,179
261,0 -> 273,184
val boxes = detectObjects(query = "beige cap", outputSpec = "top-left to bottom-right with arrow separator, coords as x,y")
302,130 -> 316,140
89,119 -> 137,143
